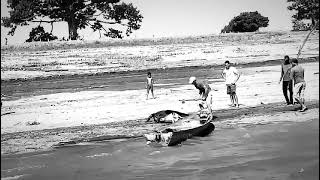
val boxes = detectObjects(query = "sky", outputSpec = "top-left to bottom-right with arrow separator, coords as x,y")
1,0 -> 295,45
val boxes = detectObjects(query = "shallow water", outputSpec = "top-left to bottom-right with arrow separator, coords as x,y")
1,119 -> 318,180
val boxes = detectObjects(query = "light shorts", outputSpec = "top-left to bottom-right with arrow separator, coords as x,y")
294,82 -> 306,100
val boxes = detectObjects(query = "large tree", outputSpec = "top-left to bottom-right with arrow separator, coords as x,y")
1,0 -> 143,40
221,11 -> 269,33
287,0 -> 319,27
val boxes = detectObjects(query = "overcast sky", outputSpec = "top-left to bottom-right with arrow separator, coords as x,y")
1,0 -> 294,45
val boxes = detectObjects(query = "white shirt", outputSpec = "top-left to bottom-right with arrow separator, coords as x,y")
223,66 -> 239,84
147,77 -> 153,85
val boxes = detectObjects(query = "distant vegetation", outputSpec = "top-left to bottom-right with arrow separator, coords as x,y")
26,26 -> 58,42
287,0 -> 319,31
1,31 -> 304,52
221,11 -> 269,33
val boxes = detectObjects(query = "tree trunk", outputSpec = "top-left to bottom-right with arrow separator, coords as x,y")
311,18 -> 315,27
67,20 -> 78,40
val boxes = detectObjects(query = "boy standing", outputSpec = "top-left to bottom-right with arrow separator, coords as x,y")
146,72 -> 155,100
290,59 -> 307,112
221,61 -> 240,107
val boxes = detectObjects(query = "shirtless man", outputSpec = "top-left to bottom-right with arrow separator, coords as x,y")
189,76 -> 217,119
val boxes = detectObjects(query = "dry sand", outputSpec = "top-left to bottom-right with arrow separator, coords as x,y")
1,31 -> 319,81
1,62 -> 318,134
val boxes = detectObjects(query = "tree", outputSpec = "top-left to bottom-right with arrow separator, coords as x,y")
1,0 -> 143,40
25,25 -> 58,42
221,11 -> 269,33
287,0 -> 319,28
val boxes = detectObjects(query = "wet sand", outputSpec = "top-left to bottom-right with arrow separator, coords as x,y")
1,117 -> 318,180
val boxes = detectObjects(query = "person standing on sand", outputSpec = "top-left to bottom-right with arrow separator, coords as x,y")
290,59 -> 307,112
146,72 -> 155,100
221,60 -> 240,108
279,55 -> 293,105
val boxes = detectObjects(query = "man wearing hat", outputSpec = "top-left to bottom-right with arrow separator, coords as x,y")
189,77 -> 218,119
189,76 -> 212,101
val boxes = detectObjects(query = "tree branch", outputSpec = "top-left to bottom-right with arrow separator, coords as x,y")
30,20 -> 59,23
87,21 -> 109,35
96,20 -> 128,26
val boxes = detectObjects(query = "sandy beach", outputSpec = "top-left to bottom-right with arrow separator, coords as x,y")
0,60 -> 318,155
1,32 -> 319,179
0,31 -> 319,180
1,61 -> 318,134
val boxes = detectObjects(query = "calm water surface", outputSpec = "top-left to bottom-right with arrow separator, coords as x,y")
1,119 -> 318,180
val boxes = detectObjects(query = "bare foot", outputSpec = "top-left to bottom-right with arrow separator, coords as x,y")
299,107 -> 308,112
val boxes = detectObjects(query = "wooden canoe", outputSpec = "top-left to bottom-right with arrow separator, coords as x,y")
144,120 -> 215,146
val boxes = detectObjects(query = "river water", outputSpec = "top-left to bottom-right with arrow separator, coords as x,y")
1,119 -> 318,180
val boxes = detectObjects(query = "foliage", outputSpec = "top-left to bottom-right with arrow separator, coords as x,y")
1,0 -> 143,40
221,11 -> 269,33
287,0 -> 319,24
25,26 -> 58,42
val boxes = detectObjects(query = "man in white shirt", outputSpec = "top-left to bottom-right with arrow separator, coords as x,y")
221,61 -> 240,107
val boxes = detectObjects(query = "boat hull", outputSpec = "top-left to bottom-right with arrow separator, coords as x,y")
144,121 -> 215,146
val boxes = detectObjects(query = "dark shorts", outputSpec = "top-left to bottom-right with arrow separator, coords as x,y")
147,84 -> 153,92
227,84 -> 236,94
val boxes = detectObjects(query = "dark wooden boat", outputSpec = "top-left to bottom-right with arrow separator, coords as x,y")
144,120 -> 215,146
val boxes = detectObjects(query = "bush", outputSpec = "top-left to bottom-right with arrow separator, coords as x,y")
221,11 -> 269,33
26,26 -> 58,42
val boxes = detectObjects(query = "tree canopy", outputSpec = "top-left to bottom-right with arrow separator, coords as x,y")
221,11 -> 269,33
287,0 -> 319,30
1,0 -> 143,40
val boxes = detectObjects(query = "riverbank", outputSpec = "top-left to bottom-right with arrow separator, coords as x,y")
1,60 -> 319,154
1,61 -> 318,134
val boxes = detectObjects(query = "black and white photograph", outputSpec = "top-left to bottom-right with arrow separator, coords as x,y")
1,0 -> 319,179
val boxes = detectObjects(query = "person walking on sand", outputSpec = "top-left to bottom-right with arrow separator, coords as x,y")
279,55 -> 293,105
146,72 -> 155,99
221,60 -> 240,108
290,59 -> 307,112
